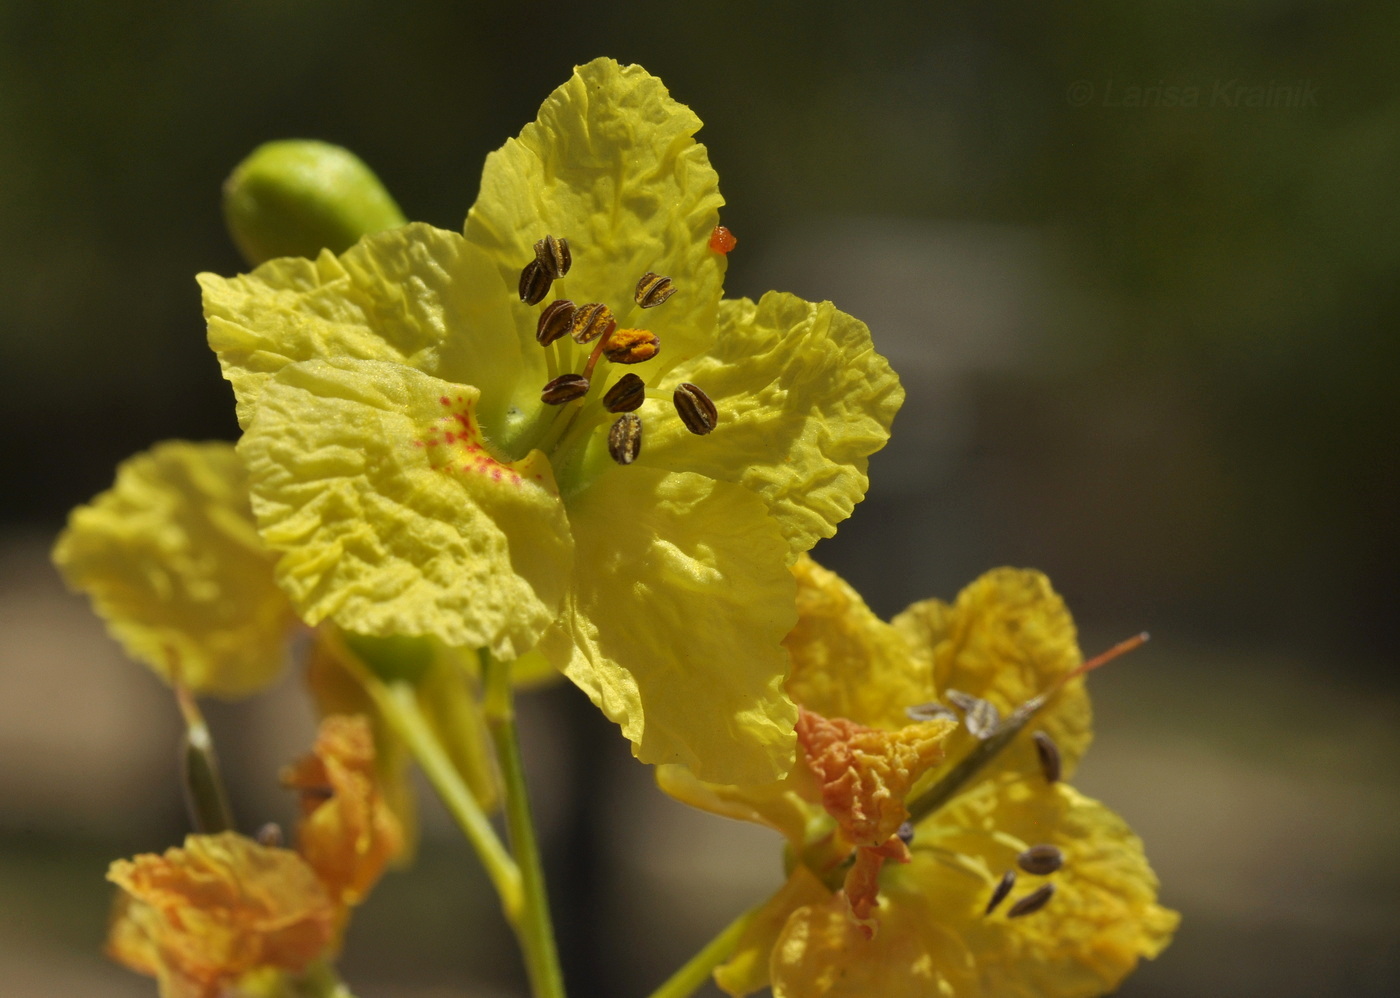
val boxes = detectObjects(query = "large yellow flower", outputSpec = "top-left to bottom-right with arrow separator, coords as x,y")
660,558 -> 1178,997
200,59 -> 902,782
52,440 -> 298,697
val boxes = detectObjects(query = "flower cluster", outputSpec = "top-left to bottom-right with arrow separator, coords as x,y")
52,57 -> 1174,998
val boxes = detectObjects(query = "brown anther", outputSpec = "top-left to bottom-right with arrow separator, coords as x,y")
255,822 -> 283,848
673,382 -> 718,435
896,821 -> 915,846
534,235 -> 572,279
571,302 -> 616,344
946,689 -> 1001,740
1007,883 -> 1056,918
603,328 -> 660,364
603,373 -> 647,413
519,259 -> 551,304
541,373 -> 591,405
536,299 -> 577,346
1017,844 -> 1064,876
608,413 -> 643,465
634,271 -> 677,308
985,870 -> 1016,914
1033,731 -> 1062,784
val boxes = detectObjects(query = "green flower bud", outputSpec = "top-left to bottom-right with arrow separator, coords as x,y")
223,140 -> 407,266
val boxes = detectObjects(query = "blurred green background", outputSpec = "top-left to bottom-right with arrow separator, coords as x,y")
2,1 -> 1396,996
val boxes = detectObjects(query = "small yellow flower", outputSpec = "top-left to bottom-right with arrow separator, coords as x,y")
52,441 -> 298,697
282,714 -> 405,907
200,59 -> 902,782
105,832 -> 336,998
660,558 -> 1178,997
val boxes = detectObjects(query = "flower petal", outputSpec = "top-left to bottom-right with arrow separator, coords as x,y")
202,224 -> 542,451
106,833 -> 336,998
643,293 -> 903,557
238,358 -> 573,658
465,58 -> 726,362
655,762 -> 816,847
905,777 -> 1178,997
894,568 -> 1093,782
540,465 -> 797,783
785,555 -> 932,727
714,865 -> 832,997
52,441 -> 296,698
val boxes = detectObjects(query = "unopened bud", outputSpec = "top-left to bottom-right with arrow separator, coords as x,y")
223,140 -> 406,266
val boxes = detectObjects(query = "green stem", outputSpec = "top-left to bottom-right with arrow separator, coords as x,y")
364,675 -> 524,922
645,905 -> 759,998
174,686 -> 234,834
482,651 -> 567,998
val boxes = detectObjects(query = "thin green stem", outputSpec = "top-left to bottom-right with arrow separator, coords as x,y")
174,686 -> 234,834
482,651 -> 567,998
364,675 -> 524,922
645,905 -> 759,998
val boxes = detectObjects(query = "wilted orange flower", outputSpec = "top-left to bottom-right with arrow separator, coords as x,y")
105,832 -> 336,998
282,714 -> 404,906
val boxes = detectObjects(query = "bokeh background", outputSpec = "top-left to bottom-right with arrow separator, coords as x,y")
2,2 -> 1397,995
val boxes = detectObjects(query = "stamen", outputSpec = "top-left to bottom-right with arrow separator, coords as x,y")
607,413 -> 643,465
534,235 -> 572,279
518,260 -> 551,304
540,373 -> 590,405
1007,883 -> 1055,918
673,382 -> 718,435
536,299 -> 577,346
634,271 -> 677,308
896,821 -> 915,846
1072,631 -> 1150,678
603,328 -> 660,364
571,303 -> 616,344
945,689 -> 1001,740
985,870 -> 1016,914
906,701 -> 958,723
603,373 -> 647,413
1033,731 -> 1061,783
1017,844 -> 1064,876
255,822 -> 283,848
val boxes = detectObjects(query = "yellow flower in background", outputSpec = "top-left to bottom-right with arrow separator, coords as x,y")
106,832 -> 336,998
661,558 -> 1178,997
200,58 -> 902,783
52,440 -> 298,697
282,714 -> 404,907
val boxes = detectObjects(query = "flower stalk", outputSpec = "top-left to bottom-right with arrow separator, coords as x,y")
174,684 -> 234,834
482,651 -> 568,998
646,905 -> 760,998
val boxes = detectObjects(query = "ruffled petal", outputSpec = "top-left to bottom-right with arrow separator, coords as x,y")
52,441 -> 296,698
106,833 -> 336,998
238,358 -> 572,659
202,224 -> 542,452
281,715 -> 403,907
902,778 -> 1178,997
714,865 -> 832,997
655,762 -> 817,847
894,568 -> 1093,783
540,465 -> 797,783
771,891 -> 950,998
785,554 -> 931,728
465,58 -> 726,363
642,294 -> 902,557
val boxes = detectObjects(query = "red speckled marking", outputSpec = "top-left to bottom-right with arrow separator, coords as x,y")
416,392 -> 552,493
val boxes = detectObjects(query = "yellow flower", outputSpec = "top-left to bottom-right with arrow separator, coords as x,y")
281,714 -> 405,907
660,558 -> 1178,997
106,832 -> 337,998
199,59 -> 902,782
52,441 -> 298,697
